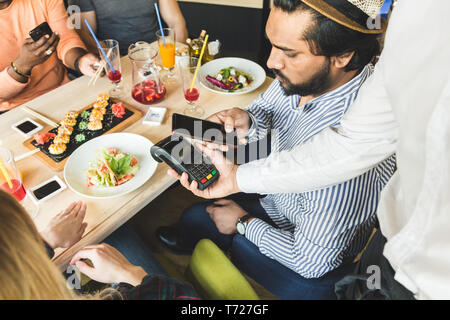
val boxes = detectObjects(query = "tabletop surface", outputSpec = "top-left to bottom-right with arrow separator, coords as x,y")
0,53 -> 272,268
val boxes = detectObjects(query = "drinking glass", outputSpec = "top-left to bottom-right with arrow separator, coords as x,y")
0,147 -> 39,219
156,28 -> 177,82
178,56 -> 204,117
99,39 -> 123,98
128,42 -> 166,105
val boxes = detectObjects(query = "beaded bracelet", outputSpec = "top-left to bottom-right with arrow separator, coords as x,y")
11,62 -> 31,79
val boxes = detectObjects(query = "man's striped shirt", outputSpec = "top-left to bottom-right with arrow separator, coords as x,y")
244,65 -> 396,278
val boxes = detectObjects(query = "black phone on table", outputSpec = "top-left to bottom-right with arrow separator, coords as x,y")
29,22 -> 53,42
172,113 -> 238,148
150,135 -> 220,191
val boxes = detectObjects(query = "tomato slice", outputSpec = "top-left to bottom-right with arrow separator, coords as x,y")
117,174 -> 134,185
130,157 -> 138,166
107,147 -> 117,155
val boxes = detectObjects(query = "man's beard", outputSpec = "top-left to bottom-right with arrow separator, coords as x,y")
272,58 -> 331,96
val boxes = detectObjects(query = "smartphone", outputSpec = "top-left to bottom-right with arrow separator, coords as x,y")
29,22 -> 53,42
172,113 -> 238,147
11,117 -> 43,137
29,176 -> 66,204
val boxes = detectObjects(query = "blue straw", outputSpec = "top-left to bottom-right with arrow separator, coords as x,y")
84,19 -> 116,74
154,3 -> 166,45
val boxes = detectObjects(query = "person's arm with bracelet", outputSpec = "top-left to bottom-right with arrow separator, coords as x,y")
0,33 -> 61,102
159,0 -> 188,43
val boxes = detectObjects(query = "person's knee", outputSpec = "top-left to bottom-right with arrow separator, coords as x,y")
179,202 -> 212,228
231,235 -> 259,261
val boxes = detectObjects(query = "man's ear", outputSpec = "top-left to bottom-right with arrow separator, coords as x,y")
331,51 -> 355,69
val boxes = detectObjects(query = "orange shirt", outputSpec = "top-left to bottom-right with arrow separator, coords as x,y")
0,0 -> 87,111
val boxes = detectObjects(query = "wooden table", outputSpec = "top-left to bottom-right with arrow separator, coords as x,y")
0,55 -> 272,269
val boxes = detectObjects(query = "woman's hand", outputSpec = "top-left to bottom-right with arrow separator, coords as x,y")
14,33 -> 60,74
40,201 -> 87,249
70,243 -> 148,286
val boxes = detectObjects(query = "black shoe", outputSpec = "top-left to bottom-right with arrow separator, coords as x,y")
156,226 -> 192,255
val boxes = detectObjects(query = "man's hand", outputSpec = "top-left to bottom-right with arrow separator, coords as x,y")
14,33 -> 60,74
167,143 -> 241,199
69,243 -> 148,286
40,201 -> 87,249
206,199 -> 248,234
77,53 -> 101,77
205,108 -> 251,150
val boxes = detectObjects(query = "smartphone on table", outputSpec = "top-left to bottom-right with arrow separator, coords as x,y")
29,22 -> 53,42
172,113 -> 238,148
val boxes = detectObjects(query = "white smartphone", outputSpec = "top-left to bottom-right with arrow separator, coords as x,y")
29,175 -> 66,204
12,117 -> 43,137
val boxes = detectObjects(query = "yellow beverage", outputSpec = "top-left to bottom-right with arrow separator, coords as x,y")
159,42 -> 175,69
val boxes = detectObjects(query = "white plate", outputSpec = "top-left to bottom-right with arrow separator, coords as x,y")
64,133 -> 157,199
199,57 -> 266,95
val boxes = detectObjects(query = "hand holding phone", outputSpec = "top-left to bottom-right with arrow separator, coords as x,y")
12,25 -> 59,76
172,113 -> 240,149
29,22 -> 53,42
205,108 -> 252,143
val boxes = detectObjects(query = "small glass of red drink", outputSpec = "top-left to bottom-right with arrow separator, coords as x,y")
99,39 -> 123,98
179,57 -> 204,117
0,147 -> 39,218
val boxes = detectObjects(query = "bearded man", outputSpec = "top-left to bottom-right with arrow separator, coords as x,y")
158,0 -> 395,300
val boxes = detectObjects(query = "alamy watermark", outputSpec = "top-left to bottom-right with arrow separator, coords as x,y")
66,5 -> 81,30
366,265 -> 381,290
66,265 -> 82,290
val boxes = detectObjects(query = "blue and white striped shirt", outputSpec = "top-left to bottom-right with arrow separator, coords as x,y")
244,65 -> 396,278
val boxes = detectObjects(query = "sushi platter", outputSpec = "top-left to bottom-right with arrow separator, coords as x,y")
23,94 -> 143,171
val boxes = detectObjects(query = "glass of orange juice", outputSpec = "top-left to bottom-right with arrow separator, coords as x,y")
156,28 -> 176,82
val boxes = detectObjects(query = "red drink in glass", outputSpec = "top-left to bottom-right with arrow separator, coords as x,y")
132,80 -> 166,105
184,88 -> 199,102
108,70 -> 122,82
1,179 -> 26,202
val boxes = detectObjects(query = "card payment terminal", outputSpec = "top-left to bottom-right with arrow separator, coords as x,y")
150,135 -> 220,190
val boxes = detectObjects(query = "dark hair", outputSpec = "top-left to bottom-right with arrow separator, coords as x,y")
273,0 -> 380,71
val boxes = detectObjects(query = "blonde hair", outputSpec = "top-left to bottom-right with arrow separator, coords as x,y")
0,191 -> 119,300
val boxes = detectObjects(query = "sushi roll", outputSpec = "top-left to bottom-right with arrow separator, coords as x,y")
88,120 -> 103,131
57,125 -> 74,136
60,117 -> 77,127
53,134 -> 70,144
89,109 -> 104,121
65,111 -> 79,119
96,106 -> 107,115
48,143 -> 67,155
94,99 -> 109,109
96,93 -> 109,102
